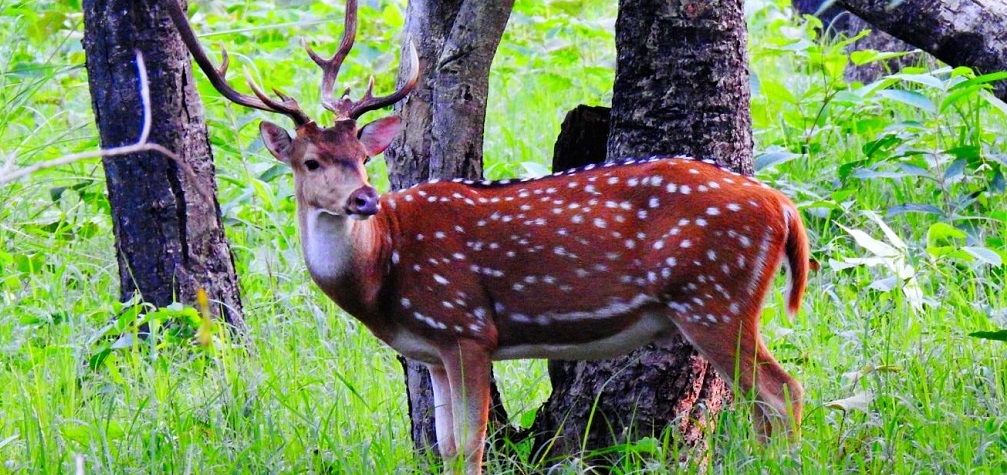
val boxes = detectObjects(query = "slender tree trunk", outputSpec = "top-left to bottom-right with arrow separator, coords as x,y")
836,0 -> 1007,100
532,0 -> 751,463
82,0 -> 243,328
383,0 -> 515,458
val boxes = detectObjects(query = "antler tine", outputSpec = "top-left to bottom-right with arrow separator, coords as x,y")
303,0 -> 359,115
347,38 -> 420,120
163,0 -> 311,126
217,47 -> 230,77
243,72 -> 304,119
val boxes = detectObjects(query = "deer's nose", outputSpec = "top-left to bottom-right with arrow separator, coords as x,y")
345,186 -> 380,218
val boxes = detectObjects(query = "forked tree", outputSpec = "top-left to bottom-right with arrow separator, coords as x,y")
163,2 -> 810,475
382,0 -> 517,453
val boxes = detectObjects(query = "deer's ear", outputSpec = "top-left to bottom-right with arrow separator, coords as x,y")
358,116 -> 402,157
260,121 -> 293,163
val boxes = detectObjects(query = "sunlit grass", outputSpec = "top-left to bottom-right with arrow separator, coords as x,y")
2,0 -> 1006,473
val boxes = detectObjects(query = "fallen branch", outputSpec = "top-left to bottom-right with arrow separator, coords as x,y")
836,0 -> 1007,101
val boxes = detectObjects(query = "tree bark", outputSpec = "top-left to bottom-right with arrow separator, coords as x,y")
385,0 -> 515,187
82,0 -> 244,328
835,0 -> 1007,100
383,0 -> 515,458
533,0 -> 750,463
606,0 -> 754,174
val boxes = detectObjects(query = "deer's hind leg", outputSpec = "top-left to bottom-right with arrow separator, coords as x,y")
667,310 -> 802,439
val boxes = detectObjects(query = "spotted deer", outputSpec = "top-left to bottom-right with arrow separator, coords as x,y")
164,0 -> 810,473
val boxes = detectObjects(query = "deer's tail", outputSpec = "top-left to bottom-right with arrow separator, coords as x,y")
782,200 -> 811,319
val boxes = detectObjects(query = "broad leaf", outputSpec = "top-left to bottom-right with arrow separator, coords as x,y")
520,161 -> 551,178
865,211 -> 908,250
981,90 -> 1007,118
969,330 -> 1007,342
877,88 -> 936,113
963,246 -> 1003,266
948,71 -> 1007,91
890,72 -> 945,90
869,275 -> 897,292
826,392 -> 874,412
887,203 -> 944,218
926,222 -> 966,245
754,151 -> 800,171
852,168 -> 916,180
838,225 -> 901,257
944,158 -> 966,181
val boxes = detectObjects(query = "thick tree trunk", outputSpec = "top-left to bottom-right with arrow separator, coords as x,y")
532,0 -> 751,463
836,0 -> 1007,100
384,0 -> 461,189
383,0 -> 515,458
82,0 -> 243,328
606,0 -> 753,174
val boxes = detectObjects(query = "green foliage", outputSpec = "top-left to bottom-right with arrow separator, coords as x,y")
2,0 -> 1006,473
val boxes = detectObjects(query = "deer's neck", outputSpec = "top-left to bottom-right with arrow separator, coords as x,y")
298,208 -> 388,319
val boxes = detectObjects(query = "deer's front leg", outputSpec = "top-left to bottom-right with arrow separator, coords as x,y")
440,340 -> 492,475
428,365 -> 457,464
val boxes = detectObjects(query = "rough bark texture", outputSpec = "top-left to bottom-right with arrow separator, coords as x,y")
383,0 -> 461,189
383,0 -> 515,457
385,0 -> 515,187
533,0 -> 752,463
794,0 -> 928,83
428,0 -> 515,180
836,0 -> 1007,100
606,0 -> 753,175
82,0 -> 244,328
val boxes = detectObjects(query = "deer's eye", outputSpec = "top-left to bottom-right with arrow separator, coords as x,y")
304,159 -> 321,171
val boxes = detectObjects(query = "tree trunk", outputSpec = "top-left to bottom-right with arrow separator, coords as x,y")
385,0 -> 515,188
383,0 -> 515,459
82,0 -> 243,328
606,0 -> 753,172
835,0 -> 1007,100
532,0 -> 751,463
551,105 -> 611,172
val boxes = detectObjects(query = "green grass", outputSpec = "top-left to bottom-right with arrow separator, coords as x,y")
2,0 -> 1007,473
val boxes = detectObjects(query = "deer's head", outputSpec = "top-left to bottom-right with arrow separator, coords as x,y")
165,0 -> 418,219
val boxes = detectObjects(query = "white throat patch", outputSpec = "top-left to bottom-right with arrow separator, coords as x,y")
302,209 -> 355,282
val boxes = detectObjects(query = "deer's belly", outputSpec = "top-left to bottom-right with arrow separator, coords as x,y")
492,311 -> 671,361
385,329 -> 442,364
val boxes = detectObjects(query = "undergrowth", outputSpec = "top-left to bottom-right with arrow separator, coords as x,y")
1,0 -> 1005,473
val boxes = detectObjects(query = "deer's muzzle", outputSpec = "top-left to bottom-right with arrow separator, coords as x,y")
345,185 -> 380,219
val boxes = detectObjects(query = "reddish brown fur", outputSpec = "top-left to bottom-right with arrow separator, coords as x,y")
366,158 -> 806,357
168,0 -> 811,466
303,156 -> 810,474
260,115 -> 812,474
